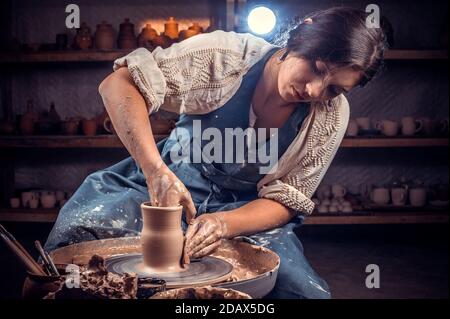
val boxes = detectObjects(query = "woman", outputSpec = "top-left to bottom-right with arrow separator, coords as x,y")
45,7 -> 386,298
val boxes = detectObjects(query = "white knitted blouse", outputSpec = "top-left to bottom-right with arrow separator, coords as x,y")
113,30 -> 350,215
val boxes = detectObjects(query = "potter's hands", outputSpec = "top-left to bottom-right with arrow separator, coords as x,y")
145,163 -> 197,223
185,213 -> 228,259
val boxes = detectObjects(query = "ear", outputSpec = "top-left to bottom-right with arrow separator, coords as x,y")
303,18 -> 313,24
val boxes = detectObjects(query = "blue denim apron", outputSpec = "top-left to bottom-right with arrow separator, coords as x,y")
44,48 -> 331,299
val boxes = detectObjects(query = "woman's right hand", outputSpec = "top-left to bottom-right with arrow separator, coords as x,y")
145,163 -> 197,223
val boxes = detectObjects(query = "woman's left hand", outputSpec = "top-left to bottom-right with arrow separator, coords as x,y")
185,213 -> 228,259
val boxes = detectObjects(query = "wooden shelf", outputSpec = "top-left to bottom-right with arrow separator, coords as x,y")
304,211 -> 449,225
0,49 -> 447,64
0,134 -> 167,148
0,50 -> 132,63
0,208 -> 59,223
0,208 -> 447,224
0,136 -> 447,149
340,137 -> 449,148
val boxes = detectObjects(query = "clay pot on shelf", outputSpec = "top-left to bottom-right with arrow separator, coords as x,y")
10,197 -> 21,208
117,18 -> 136,50
41,193 -> 57,209
137,24 -> 158,48
188,22 -> 204,34
81,119 -> 98,136
19,99 -> 38,135
94,21 -> 115,50
37,102 -> 61,134
61,118 -> 79,135
29,199 -> 39,209
178,29 -> 199,41
21,191 -> 34,208
74,22 -> 93,50
164,17 -> 179,40
151,34 -> 173,49
140,203 -> 184,273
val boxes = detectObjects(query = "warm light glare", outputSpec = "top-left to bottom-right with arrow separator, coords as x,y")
247,6 -> 276,35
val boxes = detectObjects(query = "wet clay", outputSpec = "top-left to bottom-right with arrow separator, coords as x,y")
45,255 -> 138,299
50,238 -> 280,283
151,286 -> 251,299
212,240 -> 274,281
140,203 -> 184,273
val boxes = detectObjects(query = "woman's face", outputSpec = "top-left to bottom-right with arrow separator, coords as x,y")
277,54 -> 364,103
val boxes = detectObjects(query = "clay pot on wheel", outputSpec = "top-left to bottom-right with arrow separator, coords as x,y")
140,203 -> 184,273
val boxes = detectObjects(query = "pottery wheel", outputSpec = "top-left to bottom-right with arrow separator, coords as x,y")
105,253 -> 233,288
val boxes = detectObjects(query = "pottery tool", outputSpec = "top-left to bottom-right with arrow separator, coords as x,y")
44,251 -> 60,276
0,224 -> 46,275
34,240 -> 59,276
105,253 -> 233,288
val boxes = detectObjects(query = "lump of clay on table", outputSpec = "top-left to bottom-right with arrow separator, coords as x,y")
45,254 -> 138,299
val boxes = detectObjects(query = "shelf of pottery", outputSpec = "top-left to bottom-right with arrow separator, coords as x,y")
0,17 -> 208,63
309,115 -> 449,223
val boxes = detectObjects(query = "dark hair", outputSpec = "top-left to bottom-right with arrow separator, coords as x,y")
273,7 -> 388,87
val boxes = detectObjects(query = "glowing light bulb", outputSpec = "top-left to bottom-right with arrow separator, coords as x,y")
247,6 -> 276,35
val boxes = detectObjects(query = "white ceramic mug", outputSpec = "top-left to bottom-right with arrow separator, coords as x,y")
316,184 -> 331,200
332,184 -> 347,199
29,198 -> 39,209
371,188 -> 390,205
21,192 -> 34,208
409,188 -> 427,207
391,187 -> 407,206
10,198 -> 21,208
376,120 -> 399,137
41,194 -> 57,209
418,117 -> 434,136
356,117 -> 371,130
401,117 -> 423,136
346,119 -> 359,137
